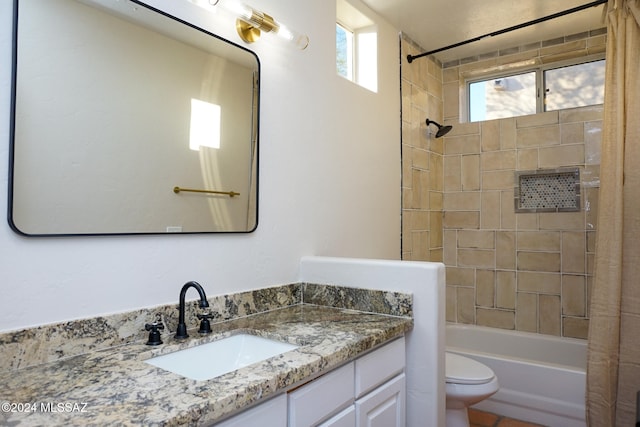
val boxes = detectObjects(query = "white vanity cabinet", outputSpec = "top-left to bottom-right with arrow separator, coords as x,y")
213,337 -> 405,427
288,337 -> 406,427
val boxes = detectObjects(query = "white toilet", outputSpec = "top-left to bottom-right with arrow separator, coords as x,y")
445,352 -> 499,427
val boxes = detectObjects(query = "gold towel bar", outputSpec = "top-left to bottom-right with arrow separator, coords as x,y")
173,186 -> 239,197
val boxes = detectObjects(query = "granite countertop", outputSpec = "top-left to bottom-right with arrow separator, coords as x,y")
0,304 -> 412,426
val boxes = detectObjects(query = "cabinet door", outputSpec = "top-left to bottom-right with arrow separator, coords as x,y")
213,394 -> 287,427
355,374 -> 405,427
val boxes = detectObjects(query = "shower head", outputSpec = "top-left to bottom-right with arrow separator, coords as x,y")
426,119 -> 453,138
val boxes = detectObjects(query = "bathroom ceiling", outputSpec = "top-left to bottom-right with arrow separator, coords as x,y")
360,0 -> 607,63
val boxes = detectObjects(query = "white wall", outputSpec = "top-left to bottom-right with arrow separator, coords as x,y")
0,0 -> 401,332
299,256 -> 446,427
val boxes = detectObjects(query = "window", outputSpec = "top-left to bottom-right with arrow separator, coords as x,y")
336,23 -> 353,80
468,57 -> 605,122
336,0 -> 377,92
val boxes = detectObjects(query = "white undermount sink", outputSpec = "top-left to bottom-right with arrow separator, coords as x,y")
145,333 -> 298,381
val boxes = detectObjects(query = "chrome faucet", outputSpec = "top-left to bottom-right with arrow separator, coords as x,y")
174,281 -> 210,340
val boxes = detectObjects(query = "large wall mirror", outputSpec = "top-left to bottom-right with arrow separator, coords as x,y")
9,0 -> 259,235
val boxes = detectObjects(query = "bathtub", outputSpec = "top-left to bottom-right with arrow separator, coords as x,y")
446,323 -> 587,427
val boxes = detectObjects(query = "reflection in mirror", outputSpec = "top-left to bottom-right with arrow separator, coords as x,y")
9,0 -> 259,235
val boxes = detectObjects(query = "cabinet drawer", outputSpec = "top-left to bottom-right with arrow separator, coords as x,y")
214,393 -> 287,427
288,362 -> 355,427
355,337 -> 405,398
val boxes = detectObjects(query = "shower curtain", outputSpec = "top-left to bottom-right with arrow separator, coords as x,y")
586,1 -> 640,426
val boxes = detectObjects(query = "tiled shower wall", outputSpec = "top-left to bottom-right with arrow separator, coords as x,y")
401,36 -> 445,262
401,30 -> 605,339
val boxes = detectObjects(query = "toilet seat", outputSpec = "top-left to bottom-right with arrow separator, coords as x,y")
446,352 -> 495,385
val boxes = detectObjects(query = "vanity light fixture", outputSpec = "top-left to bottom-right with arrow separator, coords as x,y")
210,0 -> 309,49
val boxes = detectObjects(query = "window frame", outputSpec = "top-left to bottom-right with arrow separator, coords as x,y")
336,22 -> 354,81
466,53 -> 605,122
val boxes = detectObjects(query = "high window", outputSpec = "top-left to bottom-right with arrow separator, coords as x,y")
336,0 -> 377,92
468,57 -> 605,122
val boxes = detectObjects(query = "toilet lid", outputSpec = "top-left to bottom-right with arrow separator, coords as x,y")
445,352 -> 495,385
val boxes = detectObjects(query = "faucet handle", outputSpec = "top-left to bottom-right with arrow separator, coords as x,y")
144,322 -> 165,346
197,312 -> 213,335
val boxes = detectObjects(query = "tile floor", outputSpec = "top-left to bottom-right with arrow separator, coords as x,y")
468,408 -> 547,427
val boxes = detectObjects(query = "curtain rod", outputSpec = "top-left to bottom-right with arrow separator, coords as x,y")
406,0 -> 607,63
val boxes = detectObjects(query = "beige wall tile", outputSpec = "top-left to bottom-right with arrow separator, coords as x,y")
458,230 -> 495,249
516,125 -> 561,148
559,105 -> 603,123
458,249 -> 495,268
539,294 -> 561,336
411,147 -> 430,170
445,134 -> 481,155
497,271 -> 516,309
443,82 -> 460,120
404,209 -> 429,231
501,191 -> 517,230
410,169 -> 426,209
443,67 -> 459,83
539,144 -> 585,168
457,287 -> 475,324
482,170 -> 514,190
461,155 -> 481,191
430,212 -> 443,249
518,271 -> 561,294
516,111 -> 559,128
561,122 -> 584,144
446,266 -> 475,286
444,211 -> 480,229
539,211 -> 586,230
518,251 -> 561,272
562,274 -> 586,316
496,231 -> 516,269
481,192 -> 501,229
562,231 -> 586,273
443,230 -> 458,265
563,317 -> 589,339
444,192 -> 481,211
540,40 -> 586,56
516,292 -> 538,332
411,230 -> 429,260
444,155 -> 462,191
449,121 -> 480,136
430,248 -> 443,262
500,118 -> 517,149
517,148 -> 539,170
476,270 -> 495,307
587,230 -> 597,253
481,120 -> 501,152
481,150 -> 516,171
430,191 -> 443,211
427,73 -> 443,100
585,121 -> 602,165
411,86 -> 428,112
476,308 -> 515,329
517,231 -> 561,251
430,153 -> 444,192
516,212 -> 538,230
446,285 -> 457,322
429,125 -> 445,154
